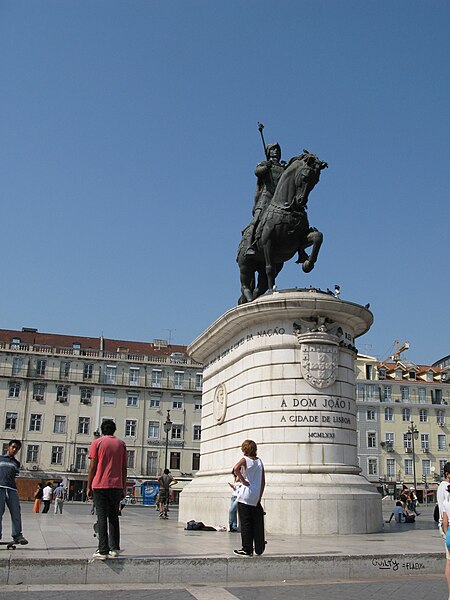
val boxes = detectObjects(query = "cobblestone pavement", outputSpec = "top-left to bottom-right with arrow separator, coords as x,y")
2,576 -> 448,600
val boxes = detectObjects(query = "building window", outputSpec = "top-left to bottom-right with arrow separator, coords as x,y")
174,371 -> 184,389
106,366 -> 117,384
386,458 -> 395,477
103,390 -> 116,405
432,389 -> 443,404
146,451 -> 158,476
408,371 -> 416,380
80,388 -> 93,405
194,397 -> 202,411
384,407 -> 393,421
148,421 -> 160,439
29,413 -> 42,432
151,370 -> 162,387
395,369 -> 403,380
195,373 -> 202,390
419,409 -> 428,423
192,452 -> 200,471
172,396 -> 183,410
129,367 -> 140,385
83,363 -> 93,379
51,446 -> 63,464
438,434 -> 447,451
36,359 -> 46,376
440,460 -> 448,476
127,450 -> 135,469
171,424 -> 183,440
383,386 -> 392,402
378,367 -> 386,380
402,408 -> 411,422
385,432 -> 394,447
26,444 -> 39,463
78,416 -> 90,435
125,419 -> 137,437
75,447 -> 88,470
401,387 -> 409,401
418,388 -> 426,403
5,412 -> 18,430
127,393 -> 139,407
421,433 -> 430,451
54,415 -> 67,434
437,411 -> 446,426
365,364 -> 373,380
368,458 -> 378,475
193,425 -> 201,441
405,459 -> 413,475
366,409 -> 376,421
170,452 -> 180,470
33,383 -> 46,401
150,394 -> 161,408
12,357 -> 23,375
403,433 -> 412,450
60,361 -> 70,377
367,432 -> 376,448
8,381 -> 21,398
56,385 -> 69,403
422,459 -> 431,476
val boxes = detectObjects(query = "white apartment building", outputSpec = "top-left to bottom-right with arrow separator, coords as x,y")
0,327 -> 203,499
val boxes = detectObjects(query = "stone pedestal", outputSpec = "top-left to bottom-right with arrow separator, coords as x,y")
179,290 -> 382,534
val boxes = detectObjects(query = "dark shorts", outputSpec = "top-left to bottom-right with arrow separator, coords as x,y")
159,489 -> 169,503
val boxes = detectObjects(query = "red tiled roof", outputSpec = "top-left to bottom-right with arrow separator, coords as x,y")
0,328 -> 188,358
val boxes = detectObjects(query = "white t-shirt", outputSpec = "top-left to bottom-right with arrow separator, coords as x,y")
437,480 -> 450,527
442,498 -> 450,532
237,456 -> 264,507
42,485 -> 53,501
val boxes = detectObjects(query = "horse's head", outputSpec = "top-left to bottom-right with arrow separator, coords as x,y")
292,151 -> 327,207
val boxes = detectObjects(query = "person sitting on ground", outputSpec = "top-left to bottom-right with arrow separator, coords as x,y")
386,501 -> 407,523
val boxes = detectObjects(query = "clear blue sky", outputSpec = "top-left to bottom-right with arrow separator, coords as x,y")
0,1 -> 448,365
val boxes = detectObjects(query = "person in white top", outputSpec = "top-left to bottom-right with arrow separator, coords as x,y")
438,463 -> 450,599
232,439 -> 265,556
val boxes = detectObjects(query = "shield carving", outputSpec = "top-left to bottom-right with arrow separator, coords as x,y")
301,343 -> 338,389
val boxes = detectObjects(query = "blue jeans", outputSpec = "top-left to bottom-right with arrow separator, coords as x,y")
229,496 -> 238,530
93,488 -> 122,555
0,487 -> 23,540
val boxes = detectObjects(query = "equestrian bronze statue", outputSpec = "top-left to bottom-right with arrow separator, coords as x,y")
237,149 -> 327,304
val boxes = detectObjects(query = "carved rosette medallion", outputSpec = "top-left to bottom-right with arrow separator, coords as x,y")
213,383 -> 228,424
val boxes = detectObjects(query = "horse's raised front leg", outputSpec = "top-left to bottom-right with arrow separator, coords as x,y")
300,228 -> 323,273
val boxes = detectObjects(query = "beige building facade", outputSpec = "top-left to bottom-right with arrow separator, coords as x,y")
0,328 -> 202,499
356,353 -> 450,499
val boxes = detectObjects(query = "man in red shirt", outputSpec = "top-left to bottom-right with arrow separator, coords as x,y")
87,420 -> 127,560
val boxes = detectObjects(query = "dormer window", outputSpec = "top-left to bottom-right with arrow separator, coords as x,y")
378,367 -> 386,380
408,371 -> 416,380
426,371 -> 434,382
395,369 -> 403,380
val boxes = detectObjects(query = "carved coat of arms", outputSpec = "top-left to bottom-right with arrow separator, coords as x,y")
301,343 -> 338,389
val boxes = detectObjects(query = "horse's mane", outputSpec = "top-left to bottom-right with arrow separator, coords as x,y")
286,149 -> 313,168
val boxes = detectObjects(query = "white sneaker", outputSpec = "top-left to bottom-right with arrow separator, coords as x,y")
92,550 -> 108,560
109,549 -> 121,557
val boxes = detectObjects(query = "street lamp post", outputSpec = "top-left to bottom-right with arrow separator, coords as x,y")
406,420 -> 419,491
163,410 -> 172,471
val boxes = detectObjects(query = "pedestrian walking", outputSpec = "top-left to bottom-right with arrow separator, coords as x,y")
42,482 -> 53,513
53,482 -> 65,514
32,483 -> 43,513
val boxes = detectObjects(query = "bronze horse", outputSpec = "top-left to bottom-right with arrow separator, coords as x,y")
237,151 -> 327,304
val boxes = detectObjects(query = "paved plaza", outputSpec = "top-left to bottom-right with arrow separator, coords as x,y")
0,500 -> 445,587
